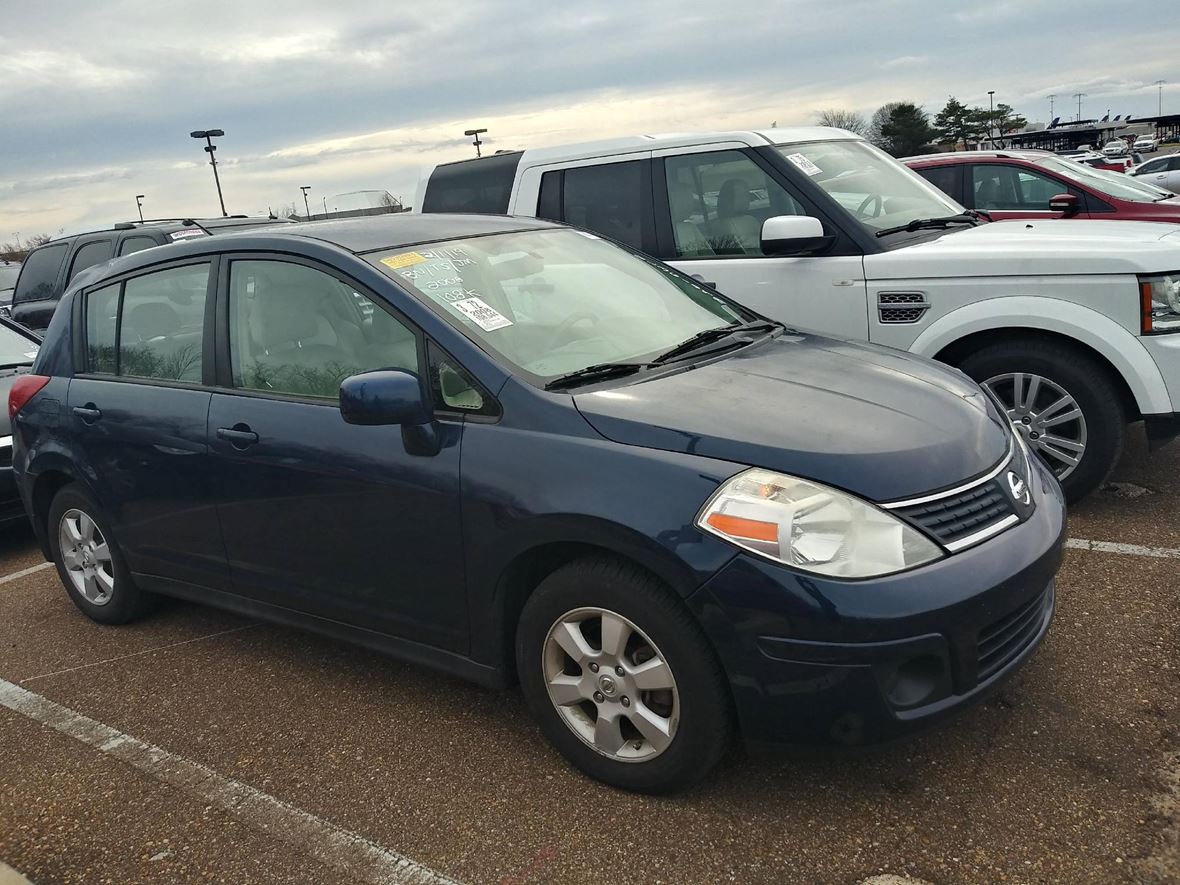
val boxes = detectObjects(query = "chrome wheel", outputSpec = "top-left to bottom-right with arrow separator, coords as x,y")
58,508 -> 115,606
985,372 -> 1088,480
542,607 -> 679,763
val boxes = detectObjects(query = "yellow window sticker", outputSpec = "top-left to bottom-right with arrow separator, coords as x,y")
380,251 -> 428,270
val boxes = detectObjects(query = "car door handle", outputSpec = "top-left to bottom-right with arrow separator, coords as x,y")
72,404 -> 102,424
216,424 -> 259,449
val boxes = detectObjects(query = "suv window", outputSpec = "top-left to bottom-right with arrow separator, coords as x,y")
118,236 -> 159,257
972,164 -> 1076,211
13,243 -> 68,304
422,152 -> 523,214
228,260 -> 419,400
547,161 -> 647,250
664,150 -> 808,257
68,240 -> 115,283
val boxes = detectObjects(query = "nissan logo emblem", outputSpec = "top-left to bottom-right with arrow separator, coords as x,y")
1007,471 -> 1030,505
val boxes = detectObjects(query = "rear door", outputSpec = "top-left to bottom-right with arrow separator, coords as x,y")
205,255 -> 469,652
652,145 -> 868,338
67,258 -> 226,590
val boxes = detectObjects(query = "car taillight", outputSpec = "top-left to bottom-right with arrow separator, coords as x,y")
8,375 -> 50,421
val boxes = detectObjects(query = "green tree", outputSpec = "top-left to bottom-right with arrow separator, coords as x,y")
868,102 -> 905,150
879,103 -> 936,156
816,109 -> 868,136
934,96 -> 985,149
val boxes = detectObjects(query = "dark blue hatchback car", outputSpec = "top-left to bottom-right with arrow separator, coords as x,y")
10,214 -> 1064,793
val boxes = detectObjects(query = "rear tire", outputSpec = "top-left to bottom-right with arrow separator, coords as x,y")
516,555 -> 732,794
47,483 -> 154,625
957,339 -> 1124,503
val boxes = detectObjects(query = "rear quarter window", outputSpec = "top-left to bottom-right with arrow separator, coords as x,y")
422,152 -> 523,214
13,243 -> 68,304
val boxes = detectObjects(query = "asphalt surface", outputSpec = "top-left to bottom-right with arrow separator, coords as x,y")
0,430 -> 1178,885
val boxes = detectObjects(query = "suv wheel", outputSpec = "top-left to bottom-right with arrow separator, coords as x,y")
516,556 -> 732,794
48,483 -> 154,624
958,340 -> 1124,503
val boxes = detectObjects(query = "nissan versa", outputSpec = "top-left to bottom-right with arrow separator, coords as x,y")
10,215 -> 1065,793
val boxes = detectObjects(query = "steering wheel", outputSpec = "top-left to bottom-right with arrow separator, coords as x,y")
855,194 -> 884,219
546,313 -> 600,349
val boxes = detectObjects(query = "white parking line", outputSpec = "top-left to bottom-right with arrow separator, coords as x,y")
0,562 -> 52,584
0,678 -> 462,885
1067,538 -> 1180,559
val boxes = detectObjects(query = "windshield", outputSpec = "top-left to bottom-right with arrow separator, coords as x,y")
0,323 -> 37,366
774,140 -> 963,233
371,229 -> 745,381
1034,155 -> 1172,202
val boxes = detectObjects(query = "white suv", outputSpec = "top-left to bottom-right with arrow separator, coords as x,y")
416,128 -> 1180,501
1134,136 -> 1159,153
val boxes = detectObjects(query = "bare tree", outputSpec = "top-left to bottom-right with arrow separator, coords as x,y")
0,233 -> 52,262
816,109 -> 868,136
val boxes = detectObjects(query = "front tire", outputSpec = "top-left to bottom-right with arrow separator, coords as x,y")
516,556 -> 732,794
957,339 -> 1125,503
47,483 -> 154,625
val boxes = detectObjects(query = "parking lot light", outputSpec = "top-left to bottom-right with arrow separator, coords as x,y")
300,186 -> 312,222
464,128 -> 488,158
135,194 -> 145,223
190,129 -> 228,217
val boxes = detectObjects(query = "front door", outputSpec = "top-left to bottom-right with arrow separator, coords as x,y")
206,257 -> 468,652
968,163 -> 1091,221
68,260 -> 226,590
655,147 -> 869,340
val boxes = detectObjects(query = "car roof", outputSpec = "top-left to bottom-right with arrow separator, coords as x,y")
38,216 -> 281,247
903,150 -> 1055,165
479,128 -> 857,167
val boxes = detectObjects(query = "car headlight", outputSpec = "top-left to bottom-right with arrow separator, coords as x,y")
1140,273 -> 1180,333
696,469 -> 943,578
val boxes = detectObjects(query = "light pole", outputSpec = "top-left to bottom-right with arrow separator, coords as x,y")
1157,80 -> 1166,116
190,129 -> 228,217
1048,93 -> 1056,122
135,194 -> 145,223
464,128 -> 488,157
1074,93 -> 1086,122
988,90 -> 996,147
300,186 -> 312,221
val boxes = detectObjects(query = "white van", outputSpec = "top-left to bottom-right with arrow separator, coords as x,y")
415,128 -> 1180,501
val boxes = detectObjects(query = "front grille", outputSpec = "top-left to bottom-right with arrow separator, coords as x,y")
976,587 -> 1051,682
892,479 -> 1016,548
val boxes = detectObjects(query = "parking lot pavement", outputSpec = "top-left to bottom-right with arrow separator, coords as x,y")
0,436 -> 1177,885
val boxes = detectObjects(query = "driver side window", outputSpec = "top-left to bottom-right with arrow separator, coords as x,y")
228,260 -> 419,400
663,151 -> 809,258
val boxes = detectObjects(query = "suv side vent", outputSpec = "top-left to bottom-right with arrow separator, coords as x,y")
878,292 -> 930,324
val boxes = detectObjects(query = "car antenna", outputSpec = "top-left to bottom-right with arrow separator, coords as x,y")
181,218 -> 213,235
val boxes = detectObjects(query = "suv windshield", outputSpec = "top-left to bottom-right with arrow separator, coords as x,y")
371,229 -> 746,381
1033,155 -> 1172,202
774,140 -> 963,234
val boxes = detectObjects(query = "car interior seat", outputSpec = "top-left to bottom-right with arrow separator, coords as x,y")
714,180 -> 762,252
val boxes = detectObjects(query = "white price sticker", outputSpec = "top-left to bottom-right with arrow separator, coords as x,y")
452,297 -> 513,331
785,153 -> 822,176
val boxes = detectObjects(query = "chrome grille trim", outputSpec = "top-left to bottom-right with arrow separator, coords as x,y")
881,446 -> 1014,510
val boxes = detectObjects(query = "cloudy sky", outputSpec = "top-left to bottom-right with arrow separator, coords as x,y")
2,0 -> 1177,241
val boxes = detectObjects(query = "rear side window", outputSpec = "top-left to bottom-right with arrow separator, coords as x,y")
915,164 -> 962,202
13,243 -> 68,304
118,236 -> 158,257
422,152 -> 523,214
84,263 -> 210,382
68,240 -> 115,283
559,161 -> 647,249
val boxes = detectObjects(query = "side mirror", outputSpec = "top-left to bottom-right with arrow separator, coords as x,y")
760,215 -> 830,256
1048,193 -> 1080,216
339,369 -> 430,426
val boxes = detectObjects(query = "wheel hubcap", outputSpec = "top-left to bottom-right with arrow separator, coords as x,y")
983,372 -> 1088,480
542,607 -> 679,763
58,509 -> 115,606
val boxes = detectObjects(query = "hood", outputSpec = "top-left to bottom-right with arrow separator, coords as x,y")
573,333 -> 1010,502
869,219 -> 1180,279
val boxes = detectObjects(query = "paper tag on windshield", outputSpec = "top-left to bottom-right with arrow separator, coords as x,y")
784,153 -> 822,176
452,297 -> 512,331
380,251 -> 427,270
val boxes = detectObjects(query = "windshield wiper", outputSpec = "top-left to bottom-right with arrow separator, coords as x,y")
544,361 -> 654,391
653,320 -> 780,364
875,213 -> 980,238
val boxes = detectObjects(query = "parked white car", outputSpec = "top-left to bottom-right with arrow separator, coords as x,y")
1134,136 -> 1159,153
1130,154 -> 1180,193
417,128 -> 1180,501
1102,139 -> 1131,157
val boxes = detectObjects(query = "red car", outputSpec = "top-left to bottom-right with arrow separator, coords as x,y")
904,149 -> 1180,222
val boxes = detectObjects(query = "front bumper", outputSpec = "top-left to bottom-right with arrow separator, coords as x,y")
687,455 -> 1066,747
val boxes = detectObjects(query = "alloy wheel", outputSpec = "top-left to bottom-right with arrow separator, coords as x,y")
58,508 -> 115,606
542,607 -> 680,763
984,372 -> 1088,480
